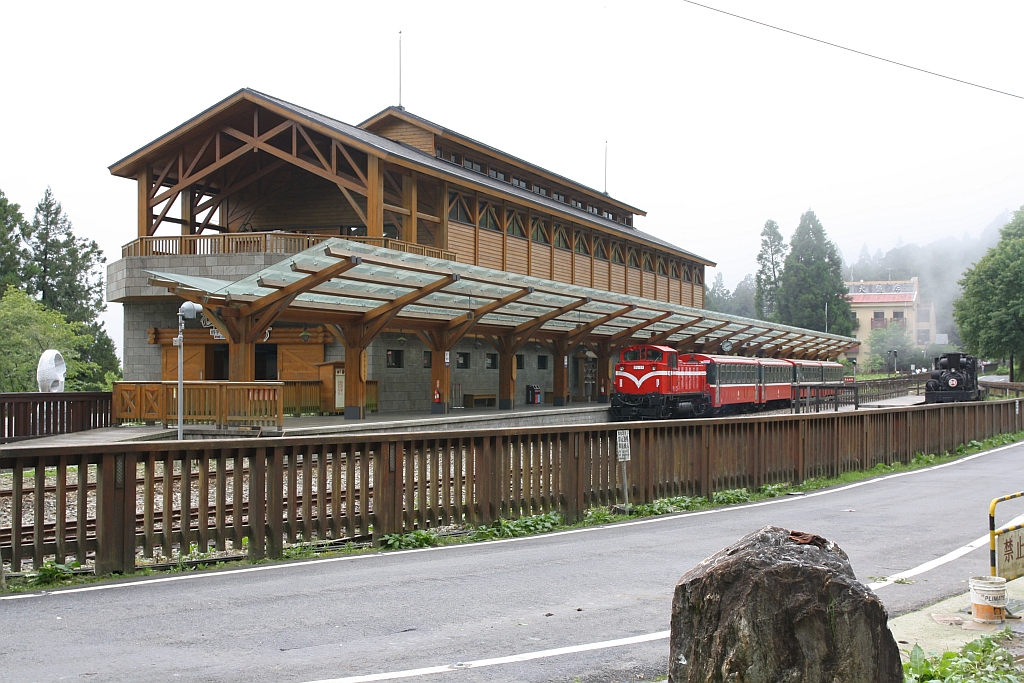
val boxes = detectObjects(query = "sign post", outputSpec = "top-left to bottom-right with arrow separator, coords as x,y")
616,429 -> 631,509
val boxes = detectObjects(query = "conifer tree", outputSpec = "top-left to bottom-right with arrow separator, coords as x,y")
0,189 -> 29,293
24,187 -> 106,324
754,220 -> 787,320
775,210 -> 853,336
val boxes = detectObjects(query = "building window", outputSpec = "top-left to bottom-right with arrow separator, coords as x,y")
917,329 -> 931,344
587,204 -> 600,215
681,263 -> 691,282
670,261 -> 681,279
642,253 -> 655,273
593,238 -> 608,260
893,311 -> 904,319
571,198 -> 583,210
463,158 -> 482,173
479,202 -> 500,231
456,352 -> 471,369
531,217 -> 550,244
918,307 -> 931,323
448,192 -> 472,224
386,349 -> 404,368
873,311 -> 885,319
423,350 -> 432,368
516,353 -> 525,370
512,176 -> 529,190
624,216 -> 632,227
657,256 -> 668,276
506,209 -> 526,238
611,244 -> 625,264
533,185 -> 548,197
553,224 -> 571,250
627,248 -> 640,269
488,168 -> 507,182
553,191 -> 567,203
537,355 -> 549,370
602,210 -> 614,220
693,268 -> 703,285
574,231 -> 591,255
486,353 -> 498,369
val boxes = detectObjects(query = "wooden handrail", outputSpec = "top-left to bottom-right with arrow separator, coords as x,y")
121,232 -> 457,261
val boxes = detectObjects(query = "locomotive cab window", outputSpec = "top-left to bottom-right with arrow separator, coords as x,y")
623,349 -> 641,361
646,348 -> 663,362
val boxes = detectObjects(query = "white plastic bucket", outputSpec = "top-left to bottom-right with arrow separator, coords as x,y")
970,576 -> 1007,623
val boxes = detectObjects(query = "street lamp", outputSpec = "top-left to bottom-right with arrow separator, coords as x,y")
886,349 -> 899,377
175,301 -> 203,440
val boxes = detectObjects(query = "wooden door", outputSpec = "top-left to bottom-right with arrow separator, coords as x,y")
278,344 -> 325,380
161,345 -> 206,380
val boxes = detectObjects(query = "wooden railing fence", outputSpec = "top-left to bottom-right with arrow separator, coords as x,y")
980,379 -> 1024,399
0,392 -> 112,444
113,382 -> 283,429
121,233 -> 456,261
2,398 -> 1021,575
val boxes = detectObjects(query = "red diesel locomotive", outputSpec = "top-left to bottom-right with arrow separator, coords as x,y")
609,344 -> 844,420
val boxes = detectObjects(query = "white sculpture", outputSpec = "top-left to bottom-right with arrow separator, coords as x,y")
36,350 -> 67,393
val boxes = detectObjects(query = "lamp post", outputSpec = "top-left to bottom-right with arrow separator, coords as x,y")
175,302 -> 203,440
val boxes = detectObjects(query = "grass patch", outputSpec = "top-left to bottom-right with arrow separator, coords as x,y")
904,628 -> 1021,681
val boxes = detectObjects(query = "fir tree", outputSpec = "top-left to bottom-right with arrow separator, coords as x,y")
24,187 -> 106,324
0,188 -> 29,293
775,210 -> 853,336
754,220 -> 787,320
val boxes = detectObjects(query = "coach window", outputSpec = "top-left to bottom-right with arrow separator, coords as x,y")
706,364 -> 717,384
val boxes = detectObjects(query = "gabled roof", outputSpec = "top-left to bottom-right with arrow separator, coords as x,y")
359,105 -> 647,217
109,89 -> 714,267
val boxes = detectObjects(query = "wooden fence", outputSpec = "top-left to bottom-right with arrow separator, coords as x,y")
121,232 -> 457,261
980,379 -> 1024,399
2,398 -> 1021,574
113,382 -> 283,429
0,392 -> 112,444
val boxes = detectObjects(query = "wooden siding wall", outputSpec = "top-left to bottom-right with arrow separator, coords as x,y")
241,175 -> 364,232
370,120 -> 436,154
443,218 -> 706,305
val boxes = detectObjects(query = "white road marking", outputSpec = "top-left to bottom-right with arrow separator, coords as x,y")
3,439 -> 1021,602
300,631 -> 671,683
866,512 -> 1024,590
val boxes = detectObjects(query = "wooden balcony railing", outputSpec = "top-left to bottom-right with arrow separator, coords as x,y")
870,318 -> 887,330
121,232 -> 456,261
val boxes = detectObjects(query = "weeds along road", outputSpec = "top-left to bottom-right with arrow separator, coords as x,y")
3,440 -> 1024,683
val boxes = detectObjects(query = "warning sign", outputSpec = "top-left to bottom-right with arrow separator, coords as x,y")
996,527 -> 1024,580
616,430 -> 631,462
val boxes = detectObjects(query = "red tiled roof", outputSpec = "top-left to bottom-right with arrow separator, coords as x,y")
848,293 -> 916,304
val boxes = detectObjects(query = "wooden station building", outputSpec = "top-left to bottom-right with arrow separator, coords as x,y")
107,89 -> 855,418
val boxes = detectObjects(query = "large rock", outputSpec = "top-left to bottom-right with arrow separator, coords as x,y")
668,526 -> 901,683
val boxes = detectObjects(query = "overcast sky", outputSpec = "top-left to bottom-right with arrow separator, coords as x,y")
2,1 -> 1022,357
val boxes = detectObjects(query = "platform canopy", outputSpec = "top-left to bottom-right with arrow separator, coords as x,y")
147,238 -> 856,415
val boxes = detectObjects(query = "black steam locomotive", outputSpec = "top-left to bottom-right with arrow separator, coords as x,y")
924,353 -> 981,403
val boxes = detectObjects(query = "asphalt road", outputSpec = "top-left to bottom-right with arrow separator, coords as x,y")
3,440 -> 1024,683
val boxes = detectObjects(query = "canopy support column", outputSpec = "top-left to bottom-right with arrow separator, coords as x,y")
596,342 -> 613,404
498,349 -> 516,410
552,339 -> 570,407
342,341 -> 367,420
228,317 -> 255,381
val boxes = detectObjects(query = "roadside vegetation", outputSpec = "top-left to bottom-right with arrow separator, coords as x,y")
904,629 -> 1022,682
3,430 -> 1024,593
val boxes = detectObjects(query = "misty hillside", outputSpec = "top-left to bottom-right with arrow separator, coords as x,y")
846,209 -> 1011,343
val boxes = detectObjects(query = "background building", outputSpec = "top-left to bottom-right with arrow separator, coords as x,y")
844,277 -> 936,360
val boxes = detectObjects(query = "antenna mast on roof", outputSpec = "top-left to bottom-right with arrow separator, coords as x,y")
398,31 -> 403,109
603,141 -> 608,195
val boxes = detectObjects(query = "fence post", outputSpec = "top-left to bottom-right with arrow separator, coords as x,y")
560,431 -> 580,523
372,441 -> 402,545
701,424 -> 712,498
266,446 -> 284,559
94,452 -> 135,574
248,447 -> 266,560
